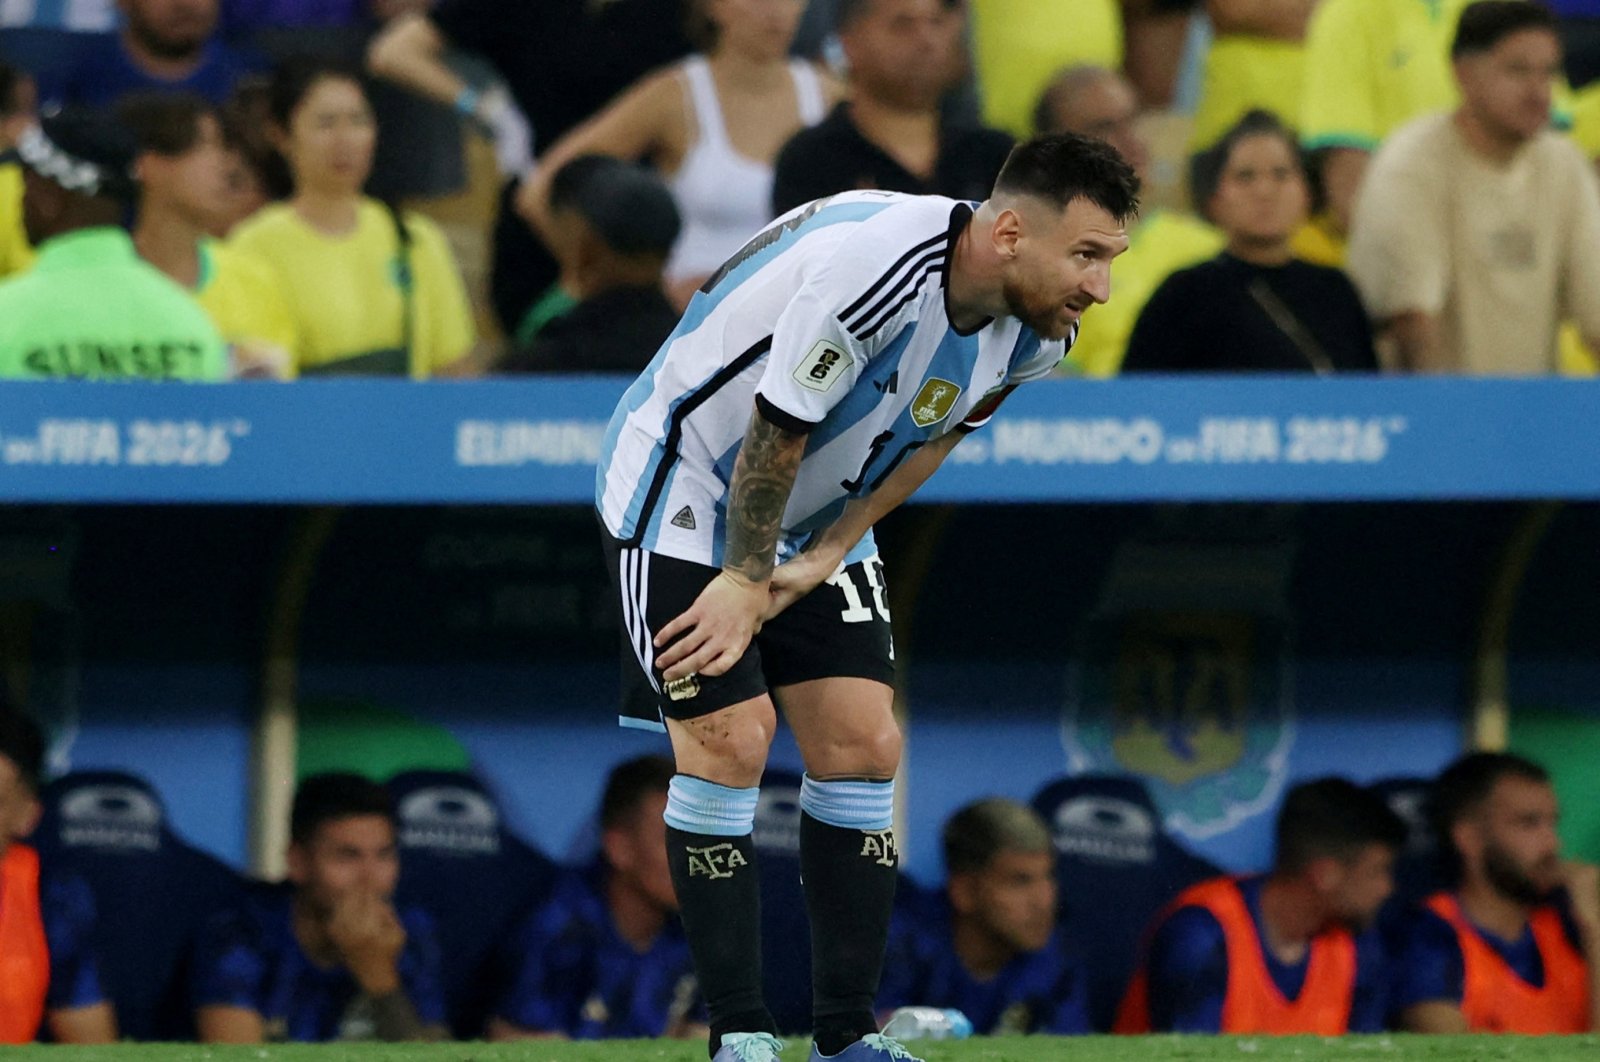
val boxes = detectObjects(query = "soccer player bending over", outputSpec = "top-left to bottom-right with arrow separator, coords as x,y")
1394,753 -> 1599,1033
1115,779 -> 1404,1034
596,133 -> 1137,1062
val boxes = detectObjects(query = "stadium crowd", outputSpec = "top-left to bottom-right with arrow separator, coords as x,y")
0,702 -> 1595,1043
0,0 -> 1596,377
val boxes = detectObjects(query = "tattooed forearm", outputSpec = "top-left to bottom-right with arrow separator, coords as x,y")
724,408 -> 807,583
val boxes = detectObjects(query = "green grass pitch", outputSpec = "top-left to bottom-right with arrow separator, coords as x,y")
11,1038 -> 1600,1062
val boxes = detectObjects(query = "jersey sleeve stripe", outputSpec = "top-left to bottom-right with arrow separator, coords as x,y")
754,393 -> 818,434
837,232 -> 946,321
845,249 -> 948,337
622,335 -> 774,548
856,261 -> 946,340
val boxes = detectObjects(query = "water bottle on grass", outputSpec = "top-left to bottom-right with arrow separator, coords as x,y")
879,1007 -> 973,1041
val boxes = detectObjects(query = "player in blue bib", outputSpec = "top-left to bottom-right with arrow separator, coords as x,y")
594,133 -> 1138,1062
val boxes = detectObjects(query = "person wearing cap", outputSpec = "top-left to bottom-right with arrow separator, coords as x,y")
499,155 -> 681,376
0,706 -> 117,1044
0,107 -> 228,380
121,92 -> 296,379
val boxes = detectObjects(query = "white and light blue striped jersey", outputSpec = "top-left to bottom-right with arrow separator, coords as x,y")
596,191 -> 1070,568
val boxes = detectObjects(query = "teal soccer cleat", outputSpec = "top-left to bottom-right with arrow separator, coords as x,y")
713,1032 -> 787,1062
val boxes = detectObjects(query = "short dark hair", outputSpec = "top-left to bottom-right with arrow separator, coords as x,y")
117,92 -> 214,156
599,755 -> 675,831
0,706 -> 45,795
1431,751 -> 1550,838
1274,778 -> 1407,875
290,772 -> 395,846
943,797 -> 1052,876
993,133 -> 1140,225
268,56 -> 366,130
1453,1 -> 1559,59
1189,108 -> 1305,221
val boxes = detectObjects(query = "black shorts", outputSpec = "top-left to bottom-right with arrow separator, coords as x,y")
600,532 -> 896,726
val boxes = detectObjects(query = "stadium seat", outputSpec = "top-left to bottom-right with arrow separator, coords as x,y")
32,770 -> 244,1041
1029,773 -> 1220,1031
1369,774 -> 1444,953
387,769 -> 560,1039
1370,775 -> 1443,905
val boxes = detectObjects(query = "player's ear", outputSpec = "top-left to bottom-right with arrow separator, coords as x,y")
990,206 -> 1023,260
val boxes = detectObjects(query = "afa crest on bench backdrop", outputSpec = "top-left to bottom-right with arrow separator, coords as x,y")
1062,534 -> 1296,841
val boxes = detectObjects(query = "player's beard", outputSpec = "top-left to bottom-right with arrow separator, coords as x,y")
1001,274 -> 1079,341
1484,840 -> 1558,906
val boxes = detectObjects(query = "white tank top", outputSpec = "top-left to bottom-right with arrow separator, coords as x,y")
664,55 -> 827,286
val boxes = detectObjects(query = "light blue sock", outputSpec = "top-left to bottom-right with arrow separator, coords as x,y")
799,774 -> 894,831
664,774 -> 759,836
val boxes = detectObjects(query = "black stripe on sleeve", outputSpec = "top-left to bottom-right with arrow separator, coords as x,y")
623,335 -> 775,547
847,249 -> 947,337
857,262 -> 945,340
838,232 -> 946,322
754,393 -> 819,435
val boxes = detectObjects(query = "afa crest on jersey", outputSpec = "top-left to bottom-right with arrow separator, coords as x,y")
1061,532 -> 1295,841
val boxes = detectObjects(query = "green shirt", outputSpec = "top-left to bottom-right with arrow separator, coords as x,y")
0,227 -> 227,380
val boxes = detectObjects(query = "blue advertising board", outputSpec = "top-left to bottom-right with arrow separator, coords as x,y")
0,377 -> 1595,503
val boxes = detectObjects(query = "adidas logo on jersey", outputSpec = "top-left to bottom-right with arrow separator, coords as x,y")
671,506 -> 697,530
